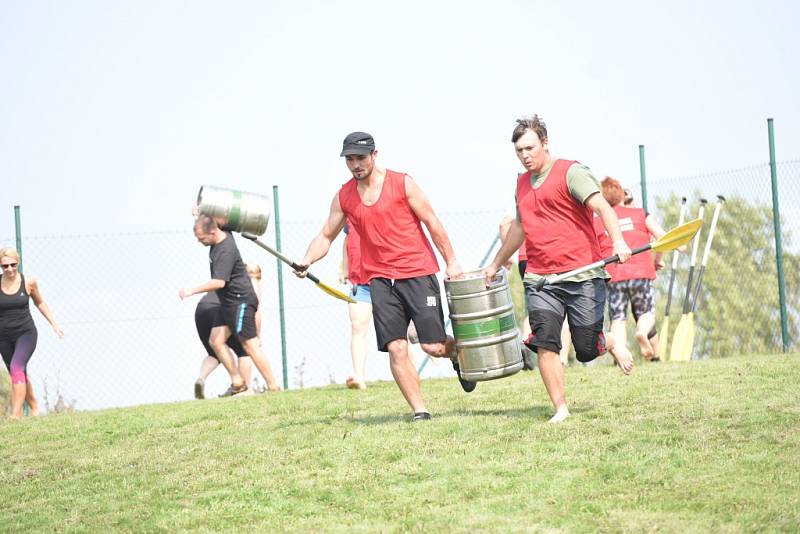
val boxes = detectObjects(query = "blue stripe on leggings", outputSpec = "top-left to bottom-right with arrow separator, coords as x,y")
236,303 -> 246,334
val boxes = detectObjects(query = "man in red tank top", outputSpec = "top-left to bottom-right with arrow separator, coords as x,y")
294,132 -> 473,422
595,177 -> 668,361
483,115 -> 634,423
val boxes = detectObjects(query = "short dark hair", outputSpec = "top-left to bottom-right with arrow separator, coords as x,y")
512,115 -> 548,143
194,214 -> 218,234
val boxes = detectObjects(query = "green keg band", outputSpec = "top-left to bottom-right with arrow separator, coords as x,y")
228,191 -> 242,229
453,313 -> 517,339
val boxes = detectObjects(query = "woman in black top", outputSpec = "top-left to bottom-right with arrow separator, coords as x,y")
0,248 -> 64,418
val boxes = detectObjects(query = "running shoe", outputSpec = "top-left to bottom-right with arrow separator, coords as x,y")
194,378 -> 205,400
451,361 -> 477,393
521,345 -> 536,371
218,382 -> 248,397
412,412 -> 432,422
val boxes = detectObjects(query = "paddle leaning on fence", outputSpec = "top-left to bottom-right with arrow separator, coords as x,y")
532,219 -> 704,291
657,197 -> 688,359
669,196 -> 725,361
241,232 -> 356,304
669,201 -> 707,361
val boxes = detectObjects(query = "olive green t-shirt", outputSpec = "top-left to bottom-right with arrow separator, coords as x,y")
515,160 -> 609,284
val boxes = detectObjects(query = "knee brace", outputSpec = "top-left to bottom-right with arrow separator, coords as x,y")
572,324 -> 606,363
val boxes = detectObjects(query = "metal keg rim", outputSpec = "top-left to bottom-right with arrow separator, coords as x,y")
447,284 -> 509,301
449,303 -> 515,321
455,330 -> 520,348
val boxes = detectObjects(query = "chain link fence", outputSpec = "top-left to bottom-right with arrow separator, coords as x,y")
1,210 -> 506,413
644,160 -> 799,359
3,159 -> 797,414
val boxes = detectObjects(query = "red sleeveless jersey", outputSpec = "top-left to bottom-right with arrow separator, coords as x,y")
344,222 -> 365,285
516,159 -> 602,274
338,170 -> 439,281
593,205 -> 656,282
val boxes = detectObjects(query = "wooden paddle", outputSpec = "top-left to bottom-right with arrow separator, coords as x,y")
241,232 -> 356,304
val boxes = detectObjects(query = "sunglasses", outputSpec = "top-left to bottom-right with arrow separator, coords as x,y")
1,263 -> 18,269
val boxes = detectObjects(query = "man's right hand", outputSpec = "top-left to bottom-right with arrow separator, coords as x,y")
482,264 -> 499,288
293,261 -> 310,278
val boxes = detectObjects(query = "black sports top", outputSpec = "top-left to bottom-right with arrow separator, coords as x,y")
0,274 -> 35,335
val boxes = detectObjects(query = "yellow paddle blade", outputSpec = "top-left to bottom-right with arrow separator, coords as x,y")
657,316 -> 670,361
652,219 -> 704,253
678,312 -> 696,361
316,280 -> 357,304
669,315 -> 691,362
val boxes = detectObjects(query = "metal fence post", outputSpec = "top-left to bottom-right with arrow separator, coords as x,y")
14,205 -> 23,273
273,186 -> 289,388
767,118 -> 790,352
13,205 -> 30,416
638,145 -> 649,213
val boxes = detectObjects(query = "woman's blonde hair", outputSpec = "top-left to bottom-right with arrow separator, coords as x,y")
0,247 -> 21,262
246,263 -> 262,280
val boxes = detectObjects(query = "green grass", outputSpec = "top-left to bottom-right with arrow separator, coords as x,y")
1,355 -> 799,533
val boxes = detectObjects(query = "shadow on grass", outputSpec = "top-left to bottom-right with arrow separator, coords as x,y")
349,404 -> 585,425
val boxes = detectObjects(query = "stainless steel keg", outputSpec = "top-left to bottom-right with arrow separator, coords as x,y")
445,267 -> 523,381
197,185 -> 271,236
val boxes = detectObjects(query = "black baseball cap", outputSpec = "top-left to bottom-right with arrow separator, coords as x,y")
340,132 -> 376,156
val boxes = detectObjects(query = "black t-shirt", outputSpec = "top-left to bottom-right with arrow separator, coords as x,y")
209,232 -> 257,306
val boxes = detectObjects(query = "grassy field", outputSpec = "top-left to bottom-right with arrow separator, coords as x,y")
1,354 -> 798,533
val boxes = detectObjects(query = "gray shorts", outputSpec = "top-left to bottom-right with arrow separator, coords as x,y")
607,278 -> 655,322
524,278 -> 608,363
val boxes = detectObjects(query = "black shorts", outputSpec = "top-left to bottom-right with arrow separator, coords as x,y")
370,274 -> 447,352
195,303 -> 246,358
213,301 -> 259,343
524,278 -> 607,363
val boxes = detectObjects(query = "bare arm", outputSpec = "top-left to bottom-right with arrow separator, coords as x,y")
405,175 -> 462,279
27,277 -> 64,338
498,215 -> 517,270
179,279 -> 225,300
296,192 -> 347,276
585,193 -> 632,263
645,214 -> 667,240
484,218 -> 525,286
646,213 -> 668,269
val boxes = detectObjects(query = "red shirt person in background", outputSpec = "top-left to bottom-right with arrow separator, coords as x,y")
594,177 -> 668,361
295,132 -> 474,422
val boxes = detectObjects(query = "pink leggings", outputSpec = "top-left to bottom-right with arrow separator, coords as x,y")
0,329 -> 38,384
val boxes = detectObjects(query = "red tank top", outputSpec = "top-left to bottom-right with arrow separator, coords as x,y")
593,205 -> 655,282
338,170 -> 439,281
344,222 -> 365,285
517,244 -> 528,262
516,159 -> 602,274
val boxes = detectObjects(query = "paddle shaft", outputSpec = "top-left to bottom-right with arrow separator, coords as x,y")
681,201 -> 707,313
664,198 -> 688,316
532,218 -> 702,291
534,242 -> 652,289
689,197 -> 724,313
241,232 -> 321,284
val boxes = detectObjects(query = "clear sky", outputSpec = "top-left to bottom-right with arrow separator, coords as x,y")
2,0 -> 799,240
